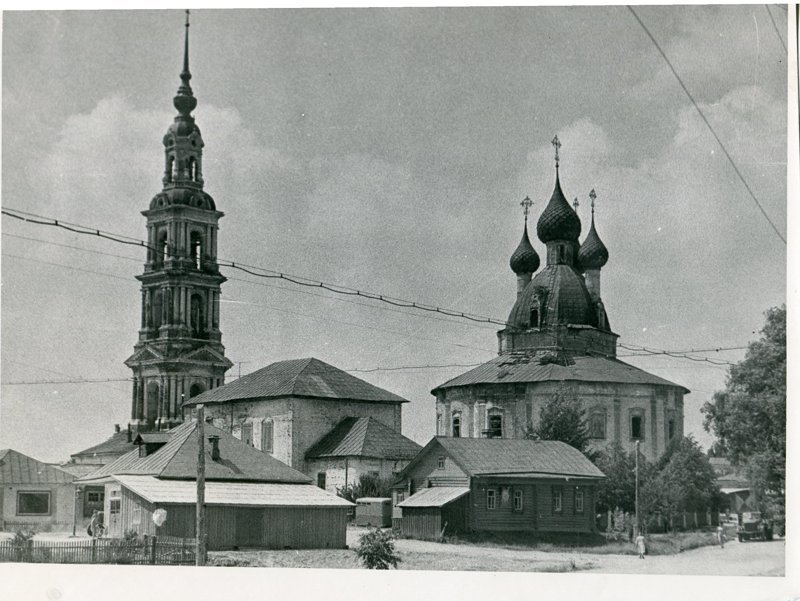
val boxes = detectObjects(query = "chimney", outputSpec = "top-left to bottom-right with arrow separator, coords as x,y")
114,424 -> 121,433
126,426 -> 132,443
208,435 -> 220,461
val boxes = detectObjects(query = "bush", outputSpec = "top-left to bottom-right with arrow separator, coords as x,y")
337,473 -> 394,503
356,528 -> 400,570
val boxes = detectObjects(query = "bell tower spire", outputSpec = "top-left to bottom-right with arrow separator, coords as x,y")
126,12 -> 232,432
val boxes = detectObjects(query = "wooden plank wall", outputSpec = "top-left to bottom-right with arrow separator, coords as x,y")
401,507 -> 442,540
534,480 -> 596,533
469,480 -> 537,533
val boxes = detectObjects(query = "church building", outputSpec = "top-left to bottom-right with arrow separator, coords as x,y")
432,138 -> 687,462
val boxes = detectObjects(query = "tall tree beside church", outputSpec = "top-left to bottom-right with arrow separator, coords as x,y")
532,386 -> 592,457
701,305 -> 786,515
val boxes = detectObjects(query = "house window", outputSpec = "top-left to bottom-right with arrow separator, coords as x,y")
631,413 -> 645,440
261,420 -> 273,452
486,489 -> 497,510
668,418 -> 676,440
317,473 -> 327,489
575,488 -> 585,513
437,456 -> 446,470
241,422 -> 253,446
395,492 -> 405,505
589,412 -> 606,439
109,499 -> 121,515
17,492 -> 50,516
487,414 -> 503,438
552,487 -> 563,513
452,415 -> 461,438
87,491 -> 103,504
513,489 -> 523,512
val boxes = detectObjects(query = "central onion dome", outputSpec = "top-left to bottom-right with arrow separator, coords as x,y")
578,218 -> 609,270
537,173 -> 582,243
510,224 -> 540,274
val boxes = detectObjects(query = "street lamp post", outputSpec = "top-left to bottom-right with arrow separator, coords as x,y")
634,440 -> 640,537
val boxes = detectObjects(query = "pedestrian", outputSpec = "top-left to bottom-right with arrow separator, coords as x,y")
717,524 -> 725,548
89,510 -> 102,538
635,532 -> 646,559
88,510 -> 99,537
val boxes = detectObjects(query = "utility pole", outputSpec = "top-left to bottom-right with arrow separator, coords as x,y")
634,439 -> 640,538
196,404 -> 207,566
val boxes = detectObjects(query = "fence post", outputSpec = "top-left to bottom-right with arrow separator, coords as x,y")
26,539 -> 34,563
91,538 -> 97,563
150,536 -> 157,565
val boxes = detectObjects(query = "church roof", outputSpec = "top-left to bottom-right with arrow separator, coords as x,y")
78,421 -> 310,484
70,430 -> 136,461
507,264 -> 597,329
305,417 -> 422,461
578,218 -> 609,270
0,449 -> 75,485
509,224 -> 540,274
536,173 -> 582,243
184,357 -> 408,406
432,353 -> 689,393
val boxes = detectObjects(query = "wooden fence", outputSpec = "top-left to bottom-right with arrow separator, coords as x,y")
0,536 -> 196,565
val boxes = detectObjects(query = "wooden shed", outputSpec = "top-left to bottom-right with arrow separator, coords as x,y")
397,487 -> 470,540
112,475 -> 351,549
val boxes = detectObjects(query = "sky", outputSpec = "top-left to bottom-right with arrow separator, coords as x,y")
0,7 -> 789,463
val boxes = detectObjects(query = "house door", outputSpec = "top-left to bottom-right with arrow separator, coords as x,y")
235,508 -> 263,548
108,499 -> 121,537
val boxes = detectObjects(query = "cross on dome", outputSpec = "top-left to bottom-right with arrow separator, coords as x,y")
551,135 -> 561,168
520,196 -> 533,222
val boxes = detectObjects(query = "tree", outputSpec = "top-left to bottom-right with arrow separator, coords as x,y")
531,386 -> 592,457
337,472 -> 394,503
593,444 -> 642,514
701,305 -> 785,515
641,437 -> 721,530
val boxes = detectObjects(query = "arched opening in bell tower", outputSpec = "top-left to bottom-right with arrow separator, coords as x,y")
146,382 -> 160,427
190,231 -> 204,269
152,290 -> 163,329
190,293 -> 206,338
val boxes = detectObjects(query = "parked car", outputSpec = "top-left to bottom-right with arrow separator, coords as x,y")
737,512 -> 773,542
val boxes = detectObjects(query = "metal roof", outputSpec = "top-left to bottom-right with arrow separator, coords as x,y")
0,449 -> 75,485
70,430 -> 136,460
114,475 -> 354,507
425,438 -> 605,479
398,487 -> 470,508
433,353 -> 688,393
305,417 -> 422,460
185,357 -> 408,406
78,421 -> 310,484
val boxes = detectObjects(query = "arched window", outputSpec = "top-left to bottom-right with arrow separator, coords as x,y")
190,231 -> 203,269
589,412 -> 606,439
146,382 -> 159,427
452,414 -> 461,438
166,156 -> 174,183
152,290 -> 163,329
558,245 -> 566,262
190,294 -> 205,338
157,231 -> 168,266
530,307 -> 539,328
188,157 -> 196,181
487,414 -> 503,438
189,383 -> 205,398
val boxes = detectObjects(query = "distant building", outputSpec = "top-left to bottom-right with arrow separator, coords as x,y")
76,421 -> 352,549
183,357 -> 420,491
432,139 -> 688,462
392,437 -> 605,539
0,449 -> 76,532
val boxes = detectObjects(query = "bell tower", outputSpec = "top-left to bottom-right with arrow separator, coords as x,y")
126,12 -> 232,431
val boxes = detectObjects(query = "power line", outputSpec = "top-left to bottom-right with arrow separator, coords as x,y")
764,4 -> 787,52
626,6 -> 786,245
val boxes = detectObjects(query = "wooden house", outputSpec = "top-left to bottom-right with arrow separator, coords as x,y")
0,449 -> 76,532
393,437 -> 604,540
76,421 -> 353,549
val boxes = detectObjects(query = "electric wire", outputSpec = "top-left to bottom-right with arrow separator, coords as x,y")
626,5 -> 786,245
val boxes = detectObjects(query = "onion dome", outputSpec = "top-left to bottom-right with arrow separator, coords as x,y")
578,217 -> 609,270
536,172 -> 582,244
510,224 -> 540,274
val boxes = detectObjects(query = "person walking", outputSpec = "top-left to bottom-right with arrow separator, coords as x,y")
635,533 -> 646,559
716,524 -> 725,548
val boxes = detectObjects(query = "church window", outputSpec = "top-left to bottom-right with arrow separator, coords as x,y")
241,422 -> 253,446
317,473 -> 327,489
190,294 -> 206,338
188,157 -> 197,181
558,245 -> 565,262
189,383 -> 204,398
261,420 -> 273,452
589,412 -> 606,439
487,414 -> 503,438
166,156 -> 174,183
157,231 -> 169,266
17,492 -> 50,516
452,414 -> 461,437
146,382 -> 159,427
152,291 -> 163,329
530,307 -> 539,328
190,231 -> 203,269
668,418 -> 676,440
630,413 -> 645,440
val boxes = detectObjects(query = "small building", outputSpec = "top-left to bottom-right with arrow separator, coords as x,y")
0,449 -> 76,532
305,417 -> 422,493
77,421 -> 353,549
393,437 -> 604,540
182,358 -> 410,477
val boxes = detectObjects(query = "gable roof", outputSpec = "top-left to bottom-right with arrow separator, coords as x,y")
400,437 -> 604,480
78,422 -> 310,484
432,353 -> 688,394
305,417 -> 422,461
70,430 -> 136,460
184,357 -> 408,406
0,449 -> 75,485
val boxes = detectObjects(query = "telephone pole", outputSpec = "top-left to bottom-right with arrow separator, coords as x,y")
196,404 -> 207,566
634,439 -> 640,537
